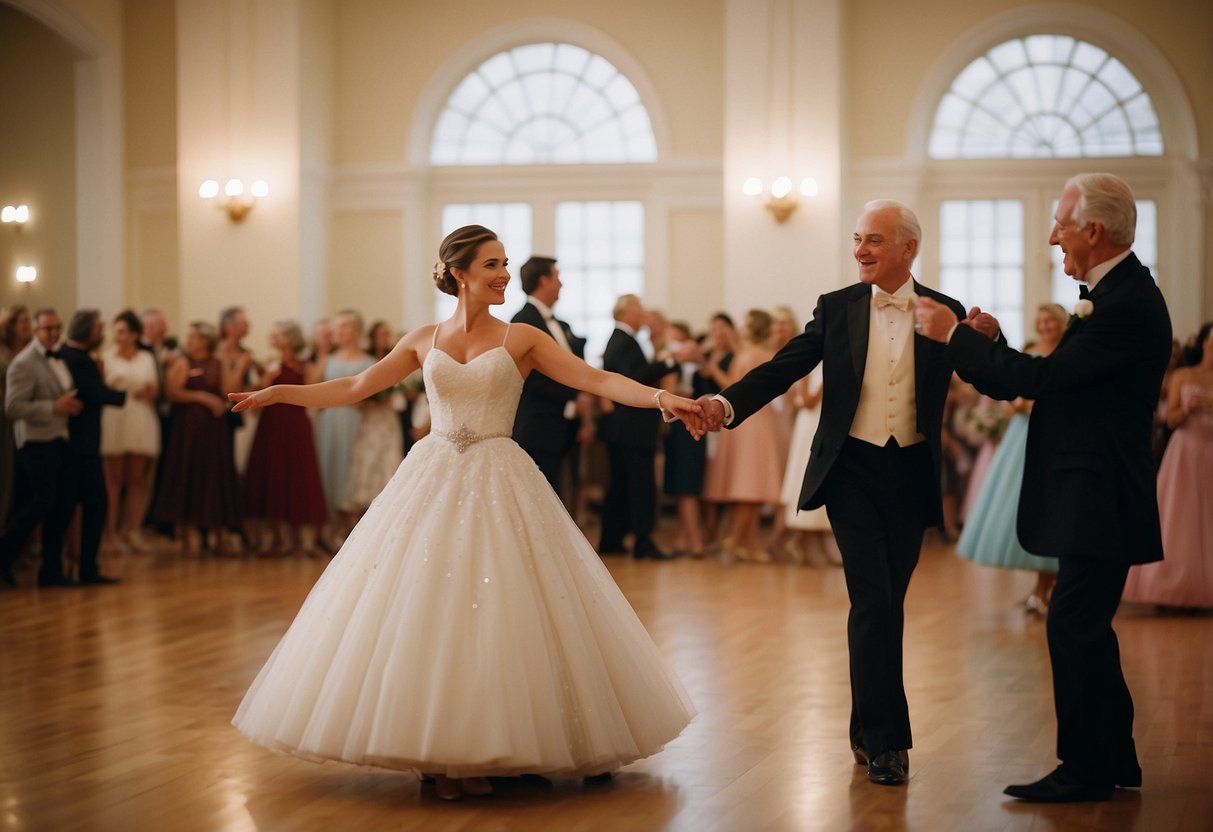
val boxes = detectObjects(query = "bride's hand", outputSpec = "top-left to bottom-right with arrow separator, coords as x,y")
229,387 -> 275,413
660,392 -> 702,421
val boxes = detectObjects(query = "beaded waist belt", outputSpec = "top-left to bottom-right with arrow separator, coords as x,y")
436,425 -> 510,453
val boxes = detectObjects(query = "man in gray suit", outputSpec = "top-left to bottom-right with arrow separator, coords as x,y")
0,308 -> 83,587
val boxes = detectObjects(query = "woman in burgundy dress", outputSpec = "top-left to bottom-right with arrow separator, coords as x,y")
244,320 -> 328,557
153,322 -> 242,557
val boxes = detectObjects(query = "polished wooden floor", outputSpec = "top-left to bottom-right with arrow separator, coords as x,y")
1,530 -> 1210,832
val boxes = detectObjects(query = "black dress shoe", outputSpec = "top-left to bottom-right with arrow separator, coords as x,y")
0,562 -> 15,587
1004,767 -> 1113,802
867,750 -> 907,786
853,745 -> 909,771
37,575 -> 77,587
79,574 -> 121,586
583,771 -> 613,785
598,542 -> 626,556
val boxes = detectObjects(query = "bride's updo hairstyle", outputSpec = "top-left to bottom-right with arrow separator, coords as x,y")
432,225 -> 498,297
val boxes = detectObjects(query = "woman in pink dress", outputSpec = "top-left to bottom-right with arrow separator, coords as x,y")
702,309 -> 785,562
1122,321 -> 1213,609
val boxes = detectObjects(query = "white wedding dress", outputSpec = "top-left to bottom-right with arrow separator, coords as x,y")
233,331 -> 695,778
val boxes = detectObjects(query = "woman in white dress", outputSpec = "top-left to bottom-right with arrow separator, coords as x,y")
341,320 -> 404,513
100,309 -> 161,553
229,226 -> 699,801
772,367 -> 840,565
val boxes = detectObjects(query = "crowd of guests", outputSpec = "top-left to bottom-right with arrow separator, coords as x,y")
1,286 -> 1209,608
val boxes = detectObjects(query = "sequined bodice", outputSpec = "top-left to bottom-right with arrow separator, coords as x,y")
423,347 -> 523,440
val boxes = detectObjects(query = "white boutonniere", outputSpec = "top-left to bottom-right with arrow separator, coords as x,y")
1073,299 -> 1094,318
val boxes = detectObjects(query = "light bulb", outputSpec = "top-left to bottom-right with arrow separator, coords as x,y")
13,205 -> 29,223
1,206 -> 14,223
224,179 -> 244,197
250,180 -> 269,198
16,265 -> 36,283
799,178 -> 819,197
771,176 -> 793,198
742,177 -> 763,197
199,180 -> 220,199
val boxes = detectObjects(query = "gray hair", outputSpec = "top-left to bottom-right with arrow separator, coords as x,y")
218,306 -> 244,334
67,308 -> 100,343
274,319 -> 306,353
613,294 -> 639,321
1064,173 -> 1136,247
863,199 -> 922,245
190,321 -> 218,353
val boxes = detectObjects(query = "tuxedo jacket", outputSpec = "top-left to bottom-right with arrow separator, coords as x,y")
948,253 -> 1171,565
511,301 -> 586,454
4,342 -> 71,449
61,344 -> 126,456
722,281 -> 969,524
600,327 -> 674,451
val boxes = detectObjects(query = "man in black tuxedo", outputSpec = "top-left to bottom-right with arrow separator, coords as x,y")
60,309 -> 126,585
692,201 -> 998,785
918,173 -> 1171,802
598,294 -> 686,560
0,308 -> 82,586
511,256 -> 588,495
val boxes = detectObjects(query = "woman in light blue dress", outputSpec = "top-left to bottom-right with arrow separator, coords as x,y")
956,304 -> 1068,614
313,311 -> 375,540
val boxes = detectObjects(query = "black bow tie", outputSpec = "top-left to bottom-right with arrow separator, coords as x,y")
45,349 -> 60,360
1078,284 -> 1090,300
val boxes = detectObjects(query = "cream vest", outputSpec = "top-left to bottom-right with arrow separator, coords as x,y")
849,321 -> 924,447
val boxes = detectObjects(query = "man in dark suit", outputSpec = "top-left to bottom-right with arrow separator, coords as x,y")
598,294 -> 685,560
511,256 -> 588,495
0,308 -> 82,586
917,173 -> 1171,802
60,309 -> 126,585
692,201 -> 998,785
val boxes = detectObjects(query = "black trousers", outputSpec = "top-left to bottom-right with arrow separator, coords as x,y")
599,443 -> 657,554
823,436 -> 933,755
1049,556 -> 1140,784
0,440 -> 74,582
68,453 -> 108,581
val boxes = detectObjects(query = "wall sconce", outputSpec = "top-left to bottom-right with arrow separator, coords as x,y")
16,265 -> 37,283
2,204 -> 30,230
199,179 -> 269,222
742,177 -> 818,223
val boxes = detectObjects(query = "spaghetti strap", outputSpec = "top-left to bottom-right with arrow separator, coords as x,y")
430,324 -> 440,350
501,323 -> 511,349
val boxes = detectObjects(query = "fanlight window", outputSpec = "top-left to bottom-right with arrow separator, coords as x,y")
430,42 -> 657,165
929,35 -> 1163,158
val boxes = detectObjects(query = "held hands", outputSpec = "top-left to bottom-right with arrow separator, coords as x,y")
914,298 -> 1001,343
655,391 -> 703,425
681,395 -> 726,439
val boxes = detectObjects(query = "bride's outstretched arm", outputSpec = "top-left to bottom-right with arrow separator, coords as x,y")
524,328 -> 702,423
229,327 -> 429,412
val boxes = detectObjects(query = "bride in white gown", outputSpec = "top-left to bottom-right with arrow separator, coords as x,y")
228,226 -> 699,801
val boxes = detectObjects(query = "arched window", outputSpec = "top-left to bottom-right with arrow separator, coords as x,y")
929,35 -> 1162,159
925,35 -> 1162,346
430,42 -> 657,166
429,42 -> 657,361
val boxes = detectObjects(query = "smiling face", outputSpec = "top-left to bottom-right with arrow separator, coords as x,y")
853,207 -> 916,292
1049,185 -> 1096,282
34,311 -> 61,351
113,319 -> 138,352
453,239 -> 510,306
1035,307 -> 1064,346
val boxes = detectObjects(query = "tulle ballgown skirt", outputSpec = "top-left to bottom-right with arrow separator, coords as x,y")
233,432 -> 695,777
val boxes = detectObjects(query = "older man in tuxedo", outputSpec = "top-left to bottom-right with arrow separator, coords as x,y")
0,308 -> 82,586
692,201 -> 998,785
60,309 -> 126,585
511,256 -> 588,495
917,173 -> 1171,802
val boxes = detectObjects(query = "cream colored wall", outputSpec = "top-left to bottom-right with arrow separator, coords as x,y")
666,210 -> 726,328
123,0 -> 178,322
329,212 -> 404,330
0,4 -> 78,315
